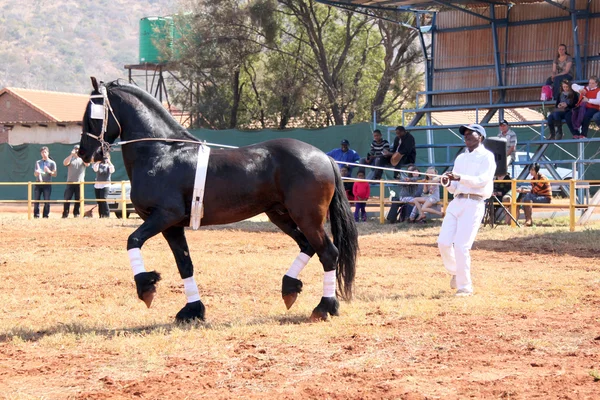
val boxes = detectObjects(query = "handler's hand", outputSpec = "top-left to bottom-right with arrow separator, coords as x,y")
445,172 -> 461,181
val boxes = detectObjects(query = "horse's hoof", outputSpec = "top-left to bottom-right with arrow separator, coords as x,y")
310,309 -> 328,322
282,293 -> 298,310
175,300 -> 205,323
141,289 -> 156,308
134,271 -> 162,307
281,275 -> 303,309
310,296 -> 340,322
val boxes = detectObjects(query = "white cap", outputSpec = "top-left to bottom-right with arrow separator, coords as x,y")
459,123 -> 487,139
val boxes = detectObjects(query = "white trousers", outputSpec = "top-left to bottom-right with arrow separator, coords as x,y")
437,198 -> 486,292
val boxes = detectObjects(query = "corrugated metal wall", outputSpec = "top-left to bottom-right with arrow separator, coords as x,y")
432,0 -> 600,106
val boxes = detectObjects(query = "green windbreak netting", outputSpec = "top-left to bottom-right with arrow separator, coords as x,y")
0,122 -> 598,200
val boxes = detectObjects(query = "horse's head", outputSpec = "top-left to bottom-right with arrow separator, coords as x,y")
78,77 -> 122,163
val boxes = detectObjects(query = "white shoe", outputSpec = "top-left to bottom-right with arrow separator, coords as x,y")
455,289 -> 473,297
450,275 -> 457,289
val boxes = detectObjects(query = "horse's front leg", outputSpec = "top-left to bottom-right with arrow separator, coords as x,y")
127,212 -> 177,308
162,226 -> 205,322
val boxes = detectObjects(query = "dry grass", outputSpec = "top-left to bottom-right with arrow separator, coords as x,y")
0,213 -> 599,399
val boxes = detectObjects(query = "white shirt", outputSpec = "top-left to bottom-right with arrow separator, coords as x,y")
447,144 -> 496,199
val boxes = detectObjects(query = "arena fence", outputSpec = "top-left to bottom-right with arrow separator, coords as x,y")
0,179 -> 599,231
0,181 -> 130,220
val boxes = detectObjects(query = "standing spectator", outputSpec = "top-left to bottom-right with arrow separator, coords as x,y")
516,163 -> 551,227
565,77 -> 600,139
384,126 -> 416,178
326,139 -> 360,173
33,146 -> 58,218
93,154 -> 115,218
545,44 -> 573,101
340,166 -> 354,202
546,80 -> 579,140
497,119 -> 517,166
352,171 -> 370,222
437,124 -> 496,297
358,129 -> 390,181
62,144 -> 89,218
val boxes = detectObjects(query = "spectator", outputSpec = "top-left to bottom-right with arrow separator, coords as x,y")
62,144 -> 89,218
546,80 -> 579,140
326,139 -> 360,173
410,167 -> 442,222
437,123 -> 496,297
516,163 -> 551,227
497,120 -> 517,166
384,126 -> 416,178
340,166 -> 354,202
545,44 -> 573,101
565,76 -> 600,139
386,164 -> 421,223
358,129 -> 390,181
492,171 -> 513,225
352,171 -> 370,222
93,154 -> 115,218
33,146 -> 58,218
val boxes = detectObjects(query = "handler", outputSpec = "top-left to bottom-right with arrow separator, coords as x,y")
438,124 -> 496,297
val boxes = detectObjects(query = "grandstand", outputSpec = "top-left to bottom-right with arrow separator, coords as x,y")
318,0 -> 600,202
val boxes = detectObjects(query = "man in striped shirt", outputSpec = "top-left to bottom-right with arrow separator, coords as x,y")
516,162 -> 552,226
359,129 -> 390,180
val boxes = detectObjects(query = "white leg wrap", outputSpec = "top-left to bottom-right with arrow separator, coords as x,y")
128,248 -> 146,276
285,252 -> 311,279
183,276 -> 201,303
323,270 -> 336,298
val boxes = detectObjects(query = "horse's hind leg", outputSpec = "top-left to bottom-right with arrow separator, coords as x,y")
291,214 -> 340,321
266,210 -> 315,310
162,226 -> 205,322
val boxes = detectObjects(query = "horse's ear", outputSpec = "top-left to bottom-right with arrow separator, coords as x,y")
91,77 -> 99,92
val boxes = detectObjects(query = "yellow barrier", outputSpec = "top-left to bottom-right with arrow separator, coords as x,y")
0,181 -> 131,220
343,178 -> 600,231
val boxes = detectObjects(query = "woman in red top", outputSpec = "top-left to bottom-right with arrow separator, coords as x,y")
352,171 -> 370,222
566,76 -> 600,139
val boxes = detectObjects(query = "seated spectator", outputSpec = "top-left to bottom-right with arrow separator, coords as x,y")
546,80 -> 579,140
327,139 -> 360,173
516,163 -> 551,227
386,164 -> 421,223
352,171 -> 370,222
410,167 -> 442,223
340,166 -> 355,202
358,129 -> 390,181
383,126 -> 416,178
492,171 -> 513,225
565,76 -> 600,139
545,44 -> 573,101
497,120 -> 517,166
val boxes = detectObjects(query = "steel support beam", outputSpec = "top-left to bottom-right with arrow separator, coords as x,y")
571,0 -> 584,80
431,0 -> 492,21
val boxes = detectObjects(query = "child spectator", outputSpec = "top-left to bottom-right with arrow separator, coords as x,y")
352,171 -> 370,222
516,163 -> 551,227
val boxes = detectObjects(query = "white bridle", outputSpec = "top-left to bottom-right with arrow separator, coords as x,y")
81,86 -> 122,155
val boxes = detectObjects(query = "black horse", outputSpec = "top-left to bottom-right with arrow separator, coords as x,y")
78,78 -> 358,323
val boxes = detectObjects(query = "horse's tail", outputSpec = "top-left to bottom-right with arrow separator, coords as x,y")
328,157 -> 358,301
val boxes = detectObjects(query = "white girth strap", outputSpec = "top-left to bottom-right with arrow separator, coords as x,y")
190,144 -> 211,230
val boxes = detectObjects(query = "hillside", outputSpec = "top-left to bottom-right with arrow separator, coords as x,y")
0,0 -> 177,94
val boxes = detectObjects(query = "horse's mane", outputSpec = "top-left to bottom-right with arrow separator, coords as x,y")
106,80 -> 200,142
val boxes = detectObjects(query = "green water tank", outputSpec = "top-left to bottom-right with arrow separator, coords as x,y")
139,16 -> 173,64
171,13 -> 193,61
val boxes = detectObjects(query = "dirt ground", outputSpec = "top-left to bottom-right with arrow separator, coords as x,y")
0,208 -> 599,399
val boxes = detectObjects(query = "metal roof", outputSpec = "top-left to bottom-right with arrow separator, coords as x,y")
0,88 -> 89,123
317,0 -> 546,12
